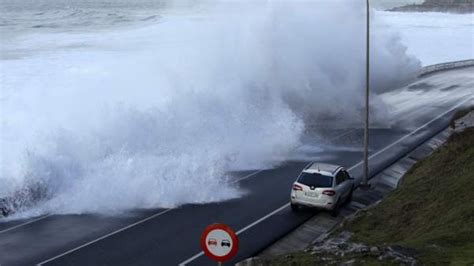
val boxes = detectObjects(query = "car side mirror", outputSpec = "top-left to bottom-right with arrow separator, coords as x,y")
343,171 -> 354,180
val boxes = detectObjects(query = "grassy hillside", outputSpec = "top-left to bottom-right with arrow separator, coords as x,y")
254,125 -> 474,265
350,127 -> 474,264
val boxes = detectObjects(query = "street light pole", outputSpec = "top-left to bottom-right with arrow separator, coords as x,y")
362,0 -> 370,188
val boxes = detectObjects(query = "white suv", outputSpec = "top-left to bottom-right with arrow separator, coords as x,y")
290,162 -> 355,214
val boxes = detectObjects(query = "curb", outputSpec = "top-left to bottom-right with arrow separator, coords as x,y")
236,111 -> 473,265
419,59 -> 474,77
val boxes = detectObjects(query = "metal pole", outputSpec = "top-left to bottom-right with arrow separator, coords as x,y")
362,0 -> 370,188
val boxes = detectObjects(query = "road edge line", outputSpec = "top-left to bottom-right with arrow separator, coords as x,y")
36,209 -> 172,265
0,215 -> 51,235
178,98 -> 472,265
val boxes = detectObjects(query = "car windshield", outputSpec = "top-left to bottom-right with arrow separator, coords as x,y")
298,172 -> 333,188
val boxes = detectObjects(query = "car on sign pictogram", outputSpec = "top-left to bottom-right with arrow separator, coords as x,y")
200,223 -> 239,263
207,238 -> 217,246
221,240 -> 231,247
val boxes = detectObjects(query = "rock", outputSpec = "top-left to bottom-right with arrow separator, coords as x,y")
343,259 -> 356,265
313,241 -> 324,247
337,243 -> 348,250
394,256 -> 404,263
0,199 -> 12,217
307,233 -> 418,265
349,243 -> 368,253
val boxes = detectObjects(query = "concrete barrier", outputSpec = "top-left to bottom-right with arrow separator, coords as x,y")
419,59 -> 474,77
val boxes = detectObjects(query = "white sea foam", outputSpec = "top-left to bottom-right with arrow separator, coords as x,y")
0,0 -> 420,217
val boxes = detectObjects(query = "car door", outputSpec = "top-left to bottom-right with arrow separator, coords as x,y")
342,170 -> 353,188
335,170 -> 350,200
334,170 -> 347,200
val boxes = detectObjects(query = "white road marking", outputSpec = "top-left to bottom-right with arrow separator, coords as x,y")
37,96 -> 471,265
178,97 -> 471,265
235,203 -> 290,235
178,251 -> 204,266
0,172 -> 258,239
178,203 -> 291,266
2,126 -> 349,240
350,96 -> 472,171
228,129 -> 356,185
231,170 -> 264,184
328,128 -> 357,141
35,167 -> 292,265
0,215 -> 51,234
36,209 -> 172,265
230,129 -> 357,185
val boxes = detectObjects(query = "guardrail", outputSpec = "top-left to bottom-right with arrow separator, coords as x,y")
419,59 -> 474,77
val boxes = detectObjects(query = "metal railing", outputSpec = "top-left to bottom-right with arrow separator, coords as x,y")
419,59 -> 474,77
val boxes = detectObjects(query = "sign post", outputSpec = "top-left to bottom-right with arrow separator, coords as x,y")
362,0 -> 372,189
200,223 -> 239,265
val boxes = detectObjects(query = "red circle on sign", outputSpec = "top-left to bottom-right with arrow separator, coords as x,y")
200,223 -> 239,262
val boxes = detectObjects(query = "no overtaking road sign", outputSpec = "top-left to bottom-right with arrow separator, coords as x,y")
200,223 -> 239,264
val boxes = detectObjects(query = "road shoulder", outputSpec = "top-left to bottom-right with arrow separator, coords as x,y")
238,109 -> 474,266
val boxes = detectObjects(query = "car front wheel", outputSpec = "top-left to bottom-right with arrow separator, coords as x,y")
330,198 -> 340,217
345,188 -> 354,204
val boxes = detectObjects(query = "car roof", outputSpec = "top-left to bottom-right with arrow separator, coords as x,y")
303,162 -> 342,176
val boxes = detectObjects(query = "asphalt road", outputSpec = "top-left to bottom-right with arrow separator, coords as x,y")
0,67 -> 472,266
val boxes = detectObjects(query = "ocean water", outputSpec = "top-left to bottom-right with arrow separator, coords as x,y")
379,10 -> 474,66
0,0 -> 470,218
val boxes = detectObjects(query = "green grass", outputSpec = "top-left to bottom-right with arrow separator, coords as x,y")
257,251 -> 399,266
349,127 -> 474,265
253,126 -> 474,266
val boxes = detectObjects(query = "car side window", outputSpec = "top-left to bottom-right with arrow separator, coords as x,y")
342,170 -> 351,180
335,171 -> 344,185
